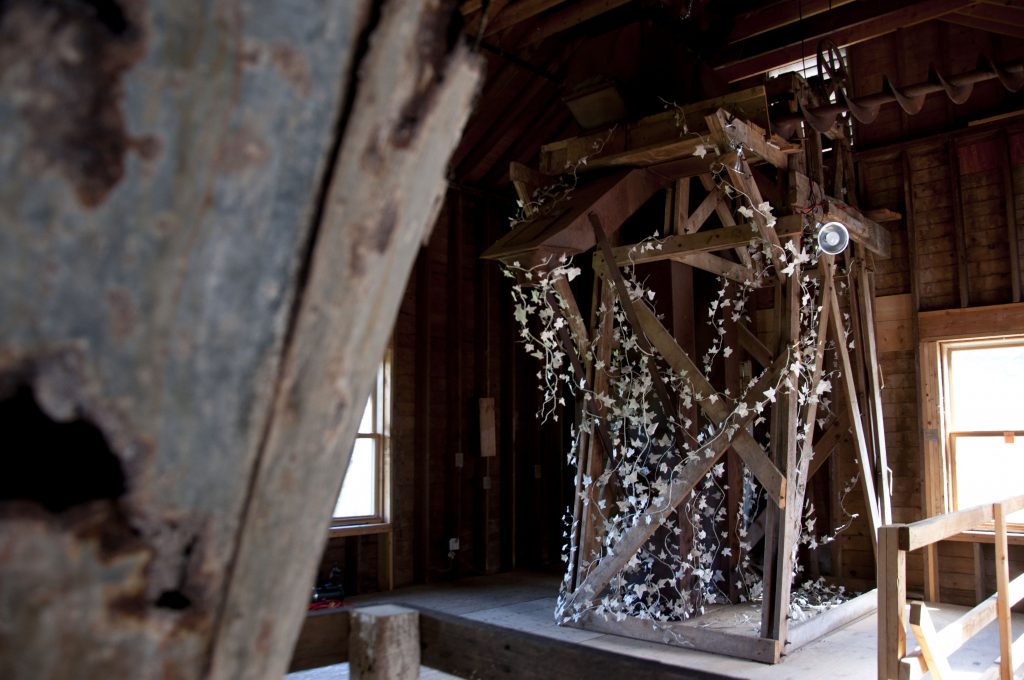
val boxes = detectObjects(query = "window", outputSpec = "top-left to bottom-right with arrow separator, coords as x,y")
331,355 -> 390,533
942,339 -> 1024,524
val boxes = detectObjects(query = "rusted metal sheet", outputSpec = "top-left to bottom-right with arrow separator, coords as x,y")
0,1 -> 480,678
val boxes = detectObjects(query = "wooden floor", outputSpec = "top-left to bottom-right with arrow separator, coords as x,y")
288,571 -> 1023,679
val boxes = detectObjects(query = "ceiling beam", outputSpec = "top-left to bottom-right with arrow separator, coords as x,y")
714,0 -> 977,82
941,5 -> 1024,36
726,0 -> 857,44
518,0 -> 635,45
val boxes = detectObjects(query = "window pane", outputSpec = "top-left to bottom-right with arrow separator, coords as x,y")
334,438 -> 376,518
358,392 -> 373,434
954,436 -> 1024,523
950,345 -> 1024,431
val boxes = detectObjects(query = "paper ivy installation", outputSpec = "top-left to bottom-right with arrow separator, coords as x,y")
484,95 -> 894,663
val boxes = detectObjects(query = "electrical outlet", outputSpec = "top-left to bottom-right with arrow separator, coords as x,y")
455,452 -> 464,468
482,476 -> 491,490
448,537 -> 460,551
534,464 -> 542,479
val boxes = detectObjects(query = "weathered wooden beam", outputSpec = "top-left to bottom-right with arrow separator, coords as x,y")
539,87 -> 771,175
725,0 -> 857,44
941,10 -> 1024,37
482,168 -> 668,268
918,302 -> 1024,341
705,108 -> 789,170
686,188 -> 728,233
716,149 -> 786,277
738,322 -> 774,369
948,140 -> 970,308
671,252 -> 754,285
208,3 -> 482,676
997,130 -> 1022,303
856,262 -> 893,525
419,607 -> 737,679
593,215 -> 802,272
699,173 -> 753,268
509,161 -> 549,218
909,603 -> 954,679
760,247 -> 804,643
828,281 -> 882,552
519,0 -> 635,45
290,609 -> 353,671
878,525 -> 908,680
574,611 -> 781,664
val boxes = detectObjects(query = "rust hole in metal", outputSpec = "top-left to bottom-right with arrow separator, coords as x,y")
0,383 -> 126,513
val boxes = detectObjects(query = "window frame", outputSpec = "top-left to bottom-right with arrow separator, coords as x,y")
329,351 -> 392,537
938,337 -> 1024,530
918,304 -> 1024,535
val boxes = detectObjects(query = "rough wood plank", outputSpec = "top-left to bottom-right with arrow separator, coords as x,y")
594,216 -> 802,271
947,141 -> 970,308
918,302 -> 1024,341
879,525 -> 908,680
822,198 -> 893,258
575,610 -> 781,664
995,503 -> 1014,680
899,504 -> 994,552
761,251 -> 803,643
785,588 -> 878,653
857,264 -> 893,525
671,252 -> 755,285
830,281 -> 882,551
208,3 -> 483,676
909,602 -> 954,679
420,607 -> 737,679
482,169 -> 667,267
539,88 -> 771,175
289,610 -> 352,671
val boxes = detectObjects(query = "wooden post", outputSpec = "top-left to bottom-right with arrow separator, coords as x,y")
994,502 -> 1013,680
761,253 -> 802,643
857,259 -> 893,525
878,525 -> 907,680
349,605 -> 420,680
909,602 -> 953,679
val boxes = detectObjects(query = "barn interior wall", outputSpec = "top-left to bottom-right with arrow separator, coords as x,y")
840,23 -> 1024,605
314,188 -> 574,598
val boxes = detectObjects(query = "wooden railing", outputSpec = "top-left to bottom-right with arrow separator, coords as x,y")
878,494 -> 1024,680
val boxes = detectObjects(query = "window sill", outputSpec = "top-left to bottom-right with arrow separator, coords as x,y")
328,521 -> 391,538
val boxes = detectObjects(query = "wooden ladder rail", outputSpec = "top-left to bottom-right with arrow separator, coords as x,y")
877,494 -> 1024,680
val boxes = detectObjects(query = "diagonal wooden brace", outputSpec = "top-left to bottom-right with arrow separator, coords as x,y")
634,303 -> 787,508
569,352 -> 789,602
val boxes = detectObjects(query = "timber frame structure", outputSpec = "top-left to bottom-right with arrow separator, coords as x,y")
484,84 -> 895,663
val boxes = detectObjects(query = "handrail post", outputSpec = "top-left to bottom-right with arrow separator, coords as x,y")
994,502 -> 1012,680
878,525 -> 907,680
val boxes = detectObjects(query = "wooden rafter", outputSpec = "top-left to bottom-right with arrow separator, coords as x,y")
714,0 -> 977,82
